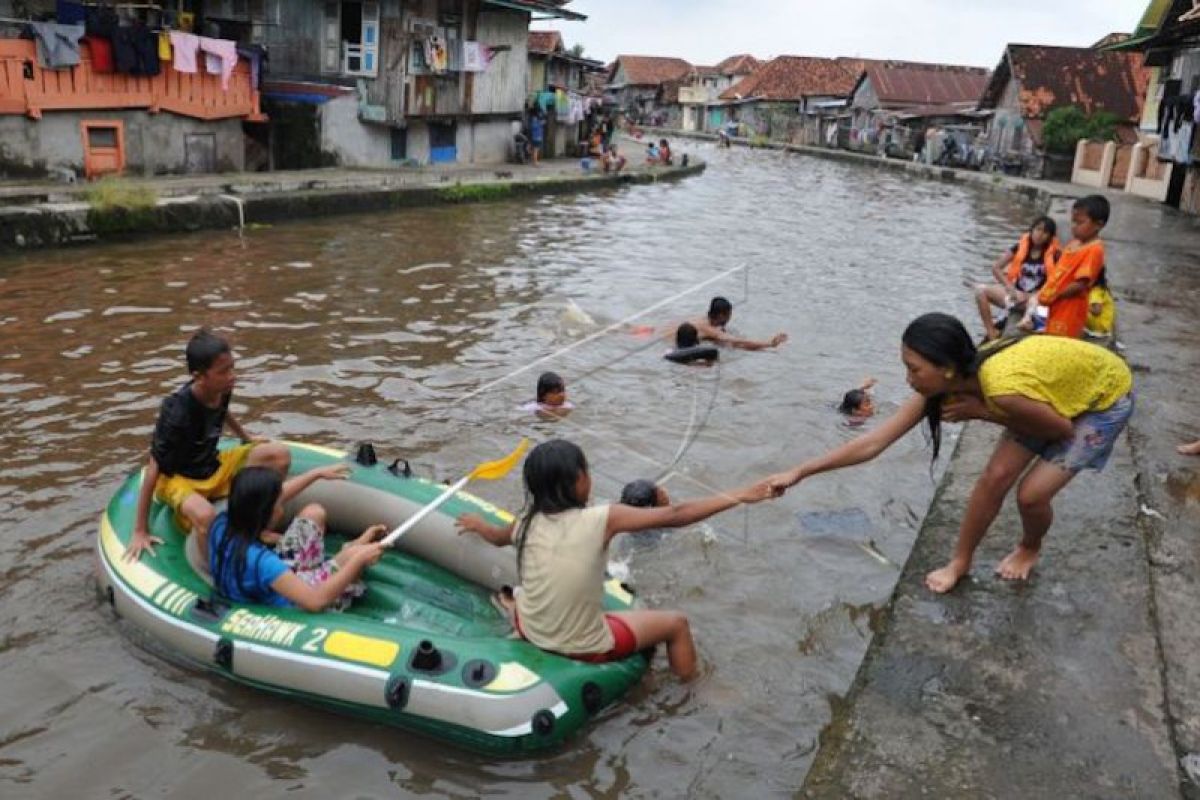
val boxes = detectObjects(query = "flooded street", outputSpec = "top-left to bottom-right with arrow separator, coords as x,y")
0,144 -> 1034,797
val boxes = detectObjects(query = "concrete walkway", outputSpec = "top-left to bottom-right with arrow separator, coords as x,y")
0,152 -> 703,251
801,190 -> 1200,797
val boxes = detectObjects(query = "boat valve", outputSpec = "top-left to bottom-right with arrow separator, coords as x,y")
411,639 -> 443,672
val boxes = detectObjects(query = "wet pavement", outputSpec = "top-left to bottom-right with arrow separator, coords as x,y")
804,190 -> 1200,799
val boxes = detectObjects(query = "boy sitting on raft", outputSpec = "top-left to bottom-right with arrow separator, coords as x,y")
127,329 -> 290,562
686,297 -> 788,352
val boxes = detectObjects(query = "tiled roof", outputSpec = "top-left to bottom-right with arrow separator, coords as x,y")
528,30 -> 564,54
860,61 -> 990,107
715,54 -> 760,76
978,44 -> 1148,121
719,56 -> 857,101
610,55 -> 694,86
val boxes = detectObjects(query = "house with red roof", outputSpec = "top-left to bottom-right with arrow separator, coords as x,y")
977,43 -> 1149,178
606,55 -> 694,122
846,61 -> 990,157
712,55 -> 858,143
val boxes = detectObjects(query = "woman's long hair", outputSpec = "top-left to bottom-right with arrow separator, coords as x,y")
901,313 -> 1024,460
213,466 -> 282,602
514,440 -> 588,578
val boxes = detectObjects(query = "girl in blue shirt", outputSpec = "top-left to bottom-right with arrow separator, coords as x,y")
209,466 -> 385,611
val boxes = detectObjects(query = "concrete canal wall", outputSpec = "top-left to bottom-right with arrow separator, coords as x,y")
0,160 -> 705,252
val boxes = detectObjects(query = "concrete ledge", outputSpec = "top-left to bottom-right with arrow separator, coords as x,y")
0,161 -> 705,251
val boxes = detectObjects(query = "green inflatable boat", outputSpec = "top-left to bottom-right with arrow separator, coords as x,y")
96,440 -> 648,754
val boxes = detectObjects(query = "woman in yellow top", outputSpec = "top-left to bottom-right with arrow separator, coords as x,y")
768,312 -> 1134,594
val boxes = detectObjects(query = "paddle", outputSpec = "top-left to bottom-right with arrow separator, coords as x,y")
381,439 -> 530,547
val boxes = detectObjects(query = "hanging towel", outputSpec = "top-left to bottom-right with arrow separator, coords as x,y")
462,41 -> 487,72
83,35 -> 114,73
198,37 -> 238,90
236,45 -> 266,89
29,22 -> 85,69
169,31 -> 200,74
158,31 -> 172,62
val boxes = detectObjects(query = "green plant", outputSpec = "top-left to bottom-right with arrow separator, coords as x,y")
1042,106 -> 1120,155
438,183 -> 513,202
83,178 -> 158,212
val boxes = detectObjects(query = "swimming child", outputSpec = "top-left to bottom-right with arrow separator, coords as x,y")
666,322 -> 718,365
620,478 -> 670,508
683,297 -> 788,351
1180,438 -> 1200,456
457,439 -> 774,680
127,329 -> 290,563
523,371 -> 574,419
646,142 -> 661,164
659,139 -> 673,165
209,466 -> 387,611
838,378 -> 878,425
972,216 -> 1059,341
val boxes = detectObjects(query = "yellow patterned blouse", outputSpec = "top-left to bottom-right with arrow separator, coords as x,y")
978,336 -> 1132,419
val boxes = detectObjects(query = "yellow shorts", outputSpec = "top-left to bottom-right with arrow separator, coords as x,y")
154,444 -> 255,529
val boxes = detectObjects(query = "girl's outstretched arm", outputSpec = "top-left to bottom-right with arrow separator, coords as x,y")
605,481 -> 773,543
271,544 -> 383,612
280,463 -> 349,504
457,514 -> 516,546
767,393 -> 927,492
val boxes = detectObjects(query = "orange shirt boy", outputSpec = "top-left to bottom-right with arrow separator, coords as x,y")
1038,195 -> 1109,338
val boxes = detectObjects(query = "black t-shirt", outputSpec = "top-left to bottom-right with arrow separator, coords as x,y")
151,382 -> 231,479
1008,243 -> 1049,293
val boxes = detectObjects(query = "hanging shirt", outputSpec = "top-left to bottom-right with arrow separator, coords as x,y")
83,35 -> 114,73
28,22 -> 85,69
198,37 -> 238,89
208,512 -> 292,607
169,31 -> 200,74
158,31 -> 172,62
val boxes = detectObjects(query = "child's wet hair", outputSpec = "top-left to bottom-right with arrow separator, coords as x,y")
536,371 -> 565,402
839,389 -> 867,415
675,322 -> 700,349
708,296 -> 733,319
620,479 -> 658,508
214,466 -> 283,602
1030,215 -> 1057,239
186,329 -> 231,374
1073,195 -> 1110,226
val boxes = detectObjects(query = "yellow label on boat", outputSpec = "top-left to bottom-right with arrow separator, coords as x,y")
221,608 -> 307,647
604,578 -> 633,605
484,661 -> 541,693
323,630 -> 400,668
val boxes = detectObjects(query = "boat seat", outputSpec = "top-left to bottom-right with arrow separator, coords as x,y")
185,531 -> 215,588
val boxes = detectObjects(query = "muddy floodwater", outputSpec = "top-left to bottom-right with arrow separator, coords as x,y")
0,145 -> 1034,798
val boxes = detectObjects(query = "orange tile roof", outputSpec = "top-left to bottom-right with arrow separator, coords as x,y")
610,55 -> 694,86
715,54 -> 760,76
719,56 -> 857,101
979,44 -> 1148,122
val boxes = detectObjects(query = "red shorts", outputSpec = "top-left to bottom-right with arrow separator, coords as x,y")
514,611 -> 639,663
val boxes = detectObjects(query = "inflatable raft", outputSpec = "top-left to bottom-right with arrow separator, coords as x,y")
96,441 -> 648,754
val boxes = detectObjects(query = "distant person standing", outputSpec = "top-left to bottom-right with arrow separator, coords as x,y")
530,110 -> 546,166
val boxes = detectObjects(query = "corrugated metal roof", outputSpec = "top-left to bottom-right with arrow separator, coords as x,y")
528,31 -> 563,54
864,62 -> 990,107
719,56 -> 856,101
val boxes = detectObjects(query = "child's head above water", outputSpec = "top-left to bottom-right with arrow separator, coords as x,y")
1071,194 -> 1110,242
675,322 -> 700,349
707,296 -> 733,327
186,328 -> 235,394
620,478 -> 670,508
536,371 -> 567,407
1028,215 -> 1057,248
839,388 -> 875,418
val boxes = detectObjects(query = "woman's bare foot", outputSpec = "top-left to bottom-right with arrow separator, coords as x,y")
996,546 -> 1040,581
925,560 -> 969,594
1178,439 -> 1200,456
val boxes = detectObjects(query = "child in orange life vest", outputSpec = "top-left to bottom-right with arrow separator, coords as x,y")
972,216 -> 1060,340
1032,195 -> 1109,339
